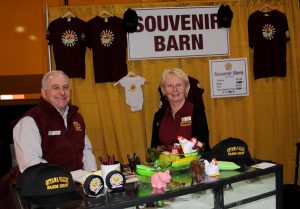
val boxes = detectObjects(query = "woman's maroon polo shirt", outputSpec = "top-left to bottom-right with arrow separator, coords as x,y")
159,101 -> 193,146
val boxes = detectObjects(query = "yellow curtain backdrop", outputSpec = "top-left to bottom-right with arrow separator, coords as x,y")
48,0 -> 300,183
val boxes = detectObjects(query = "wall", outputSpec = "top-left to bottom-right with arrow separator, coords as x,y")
0,0 -> 49,76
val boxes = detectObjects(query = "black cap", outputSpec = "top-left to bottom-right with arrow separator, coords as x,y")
16,163 -> 82,207
217,4 -> 233,28
123,8 -> 138,33
202,137 -> 254,169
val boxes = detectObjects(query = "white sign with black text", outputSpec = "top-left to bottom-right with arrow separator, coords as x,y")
209,58 -> 249,98
127,6 -> 230,60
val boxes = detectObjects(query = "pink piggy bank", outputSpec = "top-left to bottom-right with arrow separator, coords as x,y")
151,170 -> 172,189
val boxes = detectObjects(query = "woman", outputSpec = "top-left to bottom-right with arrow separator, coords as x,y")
151,68 -> 210,152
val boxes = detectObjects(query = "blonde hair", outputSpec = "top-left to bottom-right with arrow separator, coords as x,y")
160,68 -> 190,97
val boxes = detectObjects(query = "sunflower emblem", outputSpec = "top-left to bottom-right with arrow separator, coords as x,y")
100,30 -> 115,47
130,84 -> 136,91
262,24 -> 276,40
225,62 -> 232,71
61,30 -> 78,47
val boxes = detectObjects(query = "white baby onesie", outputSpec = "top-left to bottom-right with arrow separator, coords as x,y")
120,75 -> 145,112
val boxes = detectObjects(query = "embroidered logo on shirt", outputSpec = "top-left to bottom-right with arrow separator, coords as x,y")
73,121 -> 82,131
180,116 -> 192,126
48,130 -> 61,136
100,30 -> 115,47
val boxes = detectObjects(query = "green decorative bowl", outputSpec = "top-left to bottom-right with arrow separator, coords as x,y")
136,149 -> 202,183
148,148 -> 201,168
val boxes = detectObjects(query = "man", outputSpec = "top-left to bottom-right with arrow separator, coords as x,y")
13,70 -> 97,172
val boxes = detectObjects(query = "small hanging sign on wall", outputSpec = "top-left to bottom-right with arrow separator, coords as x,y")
209,58 -> 249,98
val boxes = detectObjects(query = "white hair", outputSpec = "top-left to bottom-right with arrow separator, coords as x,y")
41,70 -> 69,89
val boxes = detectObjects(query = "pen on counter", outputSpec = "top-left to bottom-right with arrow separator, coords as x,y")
109,155 -> 113,165
99,156 -> 103,164
99,156 -> 108,165
133,153 -> 136,161
127,154 -> 131,164
112,154 -> 115,164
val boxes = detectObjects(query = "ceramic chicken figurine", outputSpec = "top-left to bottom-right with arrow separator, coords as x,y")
204,158 -> 220,177
177,136 -> 197,153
